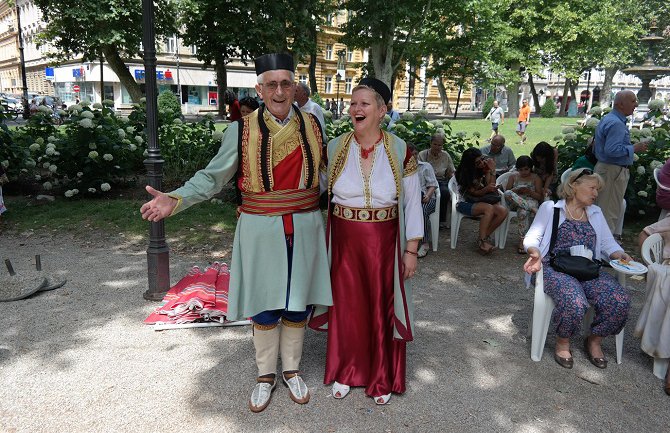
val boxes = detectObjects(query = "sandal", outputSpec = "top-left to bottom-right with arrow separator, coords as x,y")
332,381 -> 350,399
477,238 -> 493,255
374,393 -> 391,405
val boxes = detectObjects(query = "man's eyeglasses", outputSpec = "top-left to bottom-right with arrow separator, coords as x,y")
261,80 -> 294,92
573,168 -> 593,182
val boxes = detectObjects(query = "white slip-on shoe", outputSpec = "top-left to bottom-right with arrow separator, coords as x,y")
283,372 -> 310,404
249,377 -> 276,413
417,244 -> 429,258
332,381 -> 351,399
374,393 -> 391,405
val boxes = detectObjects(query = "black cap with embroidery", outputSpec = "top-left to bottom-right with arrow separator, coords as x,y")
358,77 -> 391,105
254,53 -> 294,75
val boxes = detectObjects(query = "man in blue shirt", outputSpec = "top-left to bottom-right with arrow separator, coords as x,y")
594,90 -> 647,232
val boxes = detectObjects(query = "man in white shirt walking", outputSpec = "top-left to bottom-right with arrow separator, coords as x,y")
484,100 -> 504,140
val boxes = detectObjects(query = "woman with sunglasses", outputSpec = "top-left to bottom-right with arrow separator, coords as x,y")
523,168 -> 632,369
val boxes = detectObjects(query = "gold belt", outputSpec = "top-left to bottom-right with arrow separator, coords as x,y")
332,204 -> 398,223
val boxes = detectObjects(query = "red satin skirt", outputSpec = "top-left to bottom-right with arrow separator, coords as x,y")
324,213 -> 406,396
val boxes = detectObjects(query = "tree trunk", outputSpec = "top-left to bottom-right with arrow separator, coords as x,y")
601,67 -> 617,108
308,26 -> 318,93
453,82 -> 463,120
370,32 -> 395,87
215,60 -> 228,119
436,77 -> 452,115
569,79 -> 577,103
506,63 -> 523,119
528,73 -> 540,113
102,45 -> 141,102
559,79 -> 570,116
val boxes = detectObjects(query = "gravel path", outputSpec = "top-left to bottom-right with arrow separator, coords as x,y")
0,221 -> 668,433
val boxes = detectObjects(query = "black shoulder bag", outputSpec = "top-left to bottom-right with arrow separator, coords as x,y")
548,206 -> 601,281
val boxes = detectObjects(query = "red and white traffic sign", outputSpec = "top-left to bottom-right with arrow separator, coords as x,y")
73,85 -> 80,93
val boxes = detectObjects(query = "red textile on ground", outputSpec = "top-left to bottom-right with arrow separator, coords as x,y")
324,216 -> 406,396
144,263 -> 230,325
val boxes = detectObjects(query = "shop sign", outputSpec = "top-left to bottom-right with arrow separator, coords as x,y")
134,69 -> 174,81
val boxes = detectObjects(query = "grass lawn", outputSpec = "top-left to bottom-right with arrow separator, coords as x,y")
448,116 -> 582,157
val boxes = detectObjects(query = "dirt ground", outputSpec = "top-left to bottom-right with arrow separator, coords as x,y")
0,219 -> 668,433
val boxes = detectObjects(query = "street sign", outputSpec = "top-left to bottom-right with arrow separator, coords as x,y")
73,85 -> 80,93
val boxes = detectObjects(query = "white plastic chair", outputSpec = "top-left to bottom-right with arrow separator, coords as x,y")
654,168 -> 669,221
428,187 -> 440,251
494,172 -> 516,250
448,177 -> 502,249
528,265 -> 624,364
639,232 -> 668,379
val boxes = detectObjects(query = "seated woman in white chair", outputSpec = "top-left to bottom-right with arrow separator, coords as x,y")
636,214 -> 670,396
409,144 -> 438,258
523,168 -> 633,369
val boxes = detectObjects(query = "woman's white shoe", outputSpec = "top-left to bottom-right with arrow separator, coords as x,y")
332,381 -> 350,399
374,393 -> 391,405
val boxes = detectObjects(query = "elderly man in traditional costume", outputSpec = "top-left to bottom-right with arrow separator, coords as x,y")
311,78 -> 422,405
140,53 -> 332,413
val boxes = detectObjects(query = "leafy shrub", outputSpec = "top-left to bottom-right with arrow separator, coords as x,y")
157,90 -> 182,125
482,96 -> 494,118
540,99 -> 557,118
311,92 -> 325,108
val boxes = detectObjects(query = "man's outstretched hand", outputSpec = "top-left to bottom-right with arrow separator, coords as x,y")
140,185 -> 177,222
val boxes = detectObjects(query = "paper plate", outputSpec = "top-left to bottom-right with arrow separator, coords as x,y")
609,259 -> 648,275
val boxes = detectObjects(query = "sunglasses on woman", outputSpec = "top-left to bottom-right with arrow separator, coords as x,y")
574,169 -> 593,182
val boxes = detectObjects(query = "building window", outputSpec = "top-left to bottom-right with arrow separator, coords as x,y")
299,75 -> 307,84
346,48 -> 353,62
345,78 -> 352,94
165,35 -> 177,54
325,44 -> 333,60
324,76 -> 333,94
326,13 -> 334,25
191,45 -> 197,55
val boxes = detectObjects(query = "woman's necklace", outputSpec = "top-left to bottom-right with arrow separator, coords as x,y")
566,204 -> 585,221
356,131 -> 383,159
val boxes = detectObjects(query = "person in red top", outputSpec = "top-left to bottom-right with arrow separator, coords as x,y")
516,99 -> 531,143
225,89 -> 242,121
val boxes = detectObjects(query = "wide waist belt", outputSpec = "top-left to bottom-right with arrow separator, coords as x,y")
240,187 -> 320,216
332,204 -> 398,223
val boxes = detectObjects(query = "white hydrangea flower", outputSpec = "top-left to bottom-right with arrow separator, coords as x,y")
35,174 -> 41,181
456,131 -> 466,138
72,189 -> 79,195
37,105 -> 50,113
77,172 -> 83,177
472,131 -> 481,138
49,165 -> 57,173
57,110 -> 67,116
92,103 -> 103,109
637,165 -> 645,175
640,128 -> 653,137
562,127 -> 575,134
143,149 -> 149,157
36,137 -> 44,145
119,116 -> 128,123
29,143 -> 41,152
436,128 -> 445,135
43,181 -> 52,190
417,109 -> 428,117
588,106 -> 602,116
43,162 -> 51,168
634,154 -> 640,162
100,183 -> 111,192
88,187 -> 96,193
89,143 -> 97,149
68,104 -> 82,112
126,126 -> 134,134
639,210 -> 646,215
135,136 -> 144,144
401,111 -> 414,121
650,160 -> 663,170
430,119 -> 443,127
80,111 -> 94,119
140,97 -> 146,103
0,160 -> 8,169
324,110 -> 333,119
45,147 -> 56,156
212,131 -> 224,141
103,154 -> 113,161
648,99 -> 665,111
638,190 -> 648,197
20,168 -> 27,173
383,114 -> 391,122
64,190 -> 74,198
47,135 -> 57,142
46,142 -> 56,150
173,118 -> 182,125
25,159 -> 36,168
88,151 -> 99,159
443,119 -> 451,125
79,118 -> 94,128
117,129 -> 126,139
394,124 -> 406,132
129,144 -> 137,151
563,133 -> 577,141
584,117 -> 600,128
80,100 -> 91,107
630,128 -> 642,137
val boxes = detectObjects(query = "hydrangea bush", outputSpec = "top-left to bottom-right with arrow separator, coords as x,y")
556,106 -> 670,216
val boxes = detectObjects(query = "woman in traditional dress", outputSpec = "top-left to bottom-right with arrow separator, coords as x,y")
524,168 -> 632,369
635,215 -> 670,395
310,78 -> 423,405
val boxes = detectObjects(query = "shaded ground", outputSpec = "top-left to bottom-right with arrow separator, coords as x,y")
0,220 -> 668,433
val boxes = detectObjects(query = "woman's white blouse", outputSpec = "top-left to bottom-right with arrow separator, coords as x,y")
331,139 -> 424,241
